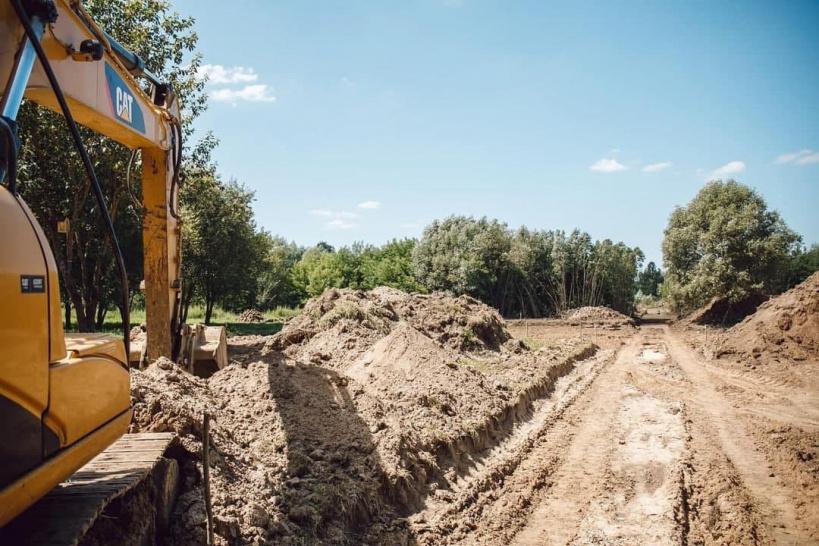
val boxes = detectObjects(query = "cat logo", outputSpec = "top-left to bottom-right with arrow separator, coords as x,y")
104,63 -> 145,133
115,86 -> 134,123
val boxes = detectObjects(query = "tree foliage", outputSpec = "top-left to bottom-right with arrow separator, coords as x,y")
638,261 -> 664,297
662,180 -> 801,313
288,239 -> 422,303
180,177 -> 259,324
413,216 -> 643,316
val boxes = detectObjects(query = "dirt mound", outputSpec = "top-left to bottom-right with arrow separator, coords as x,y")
129,288 -> 596,545
716,272 -> 819,362
685,293 -> 768,326
268,287 -> 512,368
237,309 -> 265,323
565,306 -> 635,327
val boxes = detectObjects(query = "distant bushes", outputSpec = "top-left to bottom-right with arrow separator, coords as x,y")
245,216 -> 644,318
413,217 -> 644,317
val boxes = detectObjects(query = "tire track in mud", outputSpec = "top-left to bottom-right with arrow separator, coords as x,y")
408,348 -> 617,545
663,328 -> 808,545
514,334 -> 687,546
513,338 -> 638,545
410,326 -> 813,546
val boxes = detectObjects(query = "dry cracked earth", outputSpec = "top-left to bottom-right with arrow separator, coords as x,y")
411,324 -> 818,546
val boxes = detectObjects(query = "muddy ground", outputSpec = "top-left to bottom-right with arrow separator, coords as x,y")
127,292 -> 816,545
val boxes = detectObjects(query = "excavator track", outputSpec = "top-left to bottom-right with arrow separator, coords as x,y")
1,433 -> 179,546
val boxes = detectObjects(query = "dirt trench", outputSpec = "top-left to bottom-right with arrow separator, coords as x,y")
405,324 -> 818,545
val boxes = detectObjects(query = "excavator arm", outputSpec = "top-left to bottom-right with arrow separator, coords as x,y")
1,0 -> 189,362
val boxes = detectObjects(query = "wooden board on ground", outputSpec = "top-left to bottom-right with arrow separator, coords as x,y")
1,433 -> 175,546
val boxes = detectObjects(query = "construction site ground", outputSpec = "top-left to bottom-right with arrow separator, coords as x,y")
36,286 -> 817,545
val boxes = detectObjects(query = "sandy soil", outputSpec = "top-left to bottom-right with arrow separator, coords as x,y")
125,290 -> 817,545
401,322 -> 817,545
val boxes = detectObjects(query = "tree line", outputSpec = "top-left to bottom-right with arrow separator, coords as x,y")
185,215 -> 646,320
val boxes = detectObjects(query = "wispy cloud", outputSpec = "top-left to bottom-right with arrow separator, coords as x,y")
326,219 -> 356,230
210,84 -> 276,104
197,64 -> 259,85
357,200 -> 381,210
199,64 -> 275,105
590,158 -> 627,173
710,160 -> 746,178
775,149 -> 819,165
310,209 -> 359,230
642,161 -> 672,173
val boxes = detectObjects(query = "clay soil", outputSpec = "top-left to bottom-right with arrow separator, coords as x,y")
129,288 -> 817,545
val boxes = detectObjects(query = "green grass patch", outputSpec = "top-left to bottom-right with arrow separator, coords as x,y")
522,337 -> 545,351
456,357 -> 492,374
63,303 -> 297,336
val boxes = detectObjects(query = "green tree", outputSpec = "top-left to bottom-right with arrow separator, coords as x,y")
16,0 -> 205,331
637,261 -> 664,297
181,178 -> 260,323
413,217 -> 642,316
412,216 -> 511,305
291,246 -> 350,300
254,234 -> 304,309
662,180 -> 801,313
358,239 -> 424,292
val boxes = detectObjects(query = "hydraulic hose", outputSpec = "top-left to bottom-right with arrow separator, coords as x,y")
11,0 -> 130,359
168,120 -> 182,220
0,117 -> 17,193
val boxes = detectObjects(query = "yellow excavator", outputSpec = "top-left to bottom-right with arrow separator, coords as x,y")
0,0 -> 226,526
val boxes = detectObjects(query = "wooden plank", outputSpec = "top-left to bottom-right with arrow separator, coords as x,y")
1,433 -> 175,546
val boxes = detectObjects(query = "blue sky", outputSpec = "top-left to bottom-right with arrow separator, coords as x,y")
175,0 -> 819,266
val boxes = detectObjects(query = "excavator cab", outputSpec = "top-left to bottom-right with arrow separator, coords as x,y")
0,184 -> 131,525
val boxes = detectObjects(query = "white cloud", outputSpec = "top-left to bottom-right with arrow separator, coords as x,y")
357,200 -> 381,210
777,149 -> 819,165
774,149 -> 812,164
199,64 -> 275,105
797,152 -> 819,165
210,84 -> 276,104
642,161 -> 672,173
198,64 -> 259,85
326,219 -> 356,230
710,160 -> 746,178
310,209 -> 359,229
590,158 -> 627,173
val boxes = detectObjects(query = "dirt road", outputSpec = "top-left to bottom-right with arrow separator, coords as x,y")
412,324 -> 818,545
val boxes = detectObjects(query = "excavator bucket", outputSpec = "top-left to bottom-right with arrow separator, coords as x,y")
180,324 -> 228,377
129,324 -> 228,377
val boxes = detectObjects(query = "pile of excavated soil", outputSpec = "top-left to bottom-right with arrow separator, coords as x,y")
564,306 -> 635,328
237,309 -> 265,323
684,293 -> 768,326
715,272 -> 819,363
129,288 -> 596,545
